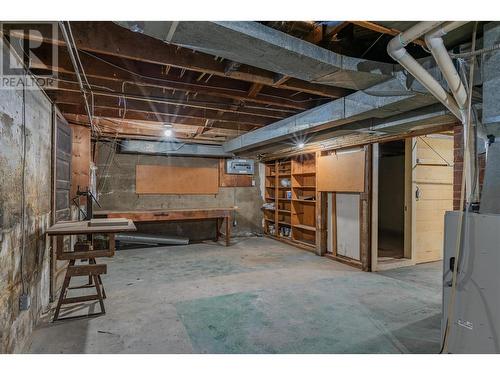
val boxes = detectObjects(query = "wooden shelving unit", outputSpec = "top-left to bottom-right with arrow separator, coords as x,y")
291,153 -> 317,248
263,154 -> 317,250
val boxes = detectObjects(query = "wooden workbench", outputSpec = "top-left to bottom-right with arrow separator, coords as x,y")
94,207 -> 236,246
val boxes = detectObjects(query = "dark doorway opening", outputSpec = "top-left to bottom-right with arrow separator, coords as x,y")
378,140 -> 406,261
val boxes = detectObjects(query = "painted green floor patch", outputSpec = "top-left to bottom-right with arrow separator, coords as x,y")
174,275 -> 436,354
176,292 -> 273,353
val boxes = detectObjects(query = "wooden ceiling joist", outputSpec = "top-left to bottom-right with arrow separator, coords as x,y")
30,46 -> 317,111
350,21 -> 427,47
48,77 -> 296,120
48,90 -> 271,127
7,22 -> 350,99
57,103 -> 258,132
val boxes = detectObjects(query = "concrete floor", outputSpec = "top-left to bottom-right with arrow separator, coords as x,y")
28,237 -> 442,354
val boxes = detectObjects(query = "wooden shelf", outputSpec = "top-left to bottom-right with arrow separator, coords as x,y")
293,198 -> 316,203
292,238 -> 316,248
293,224 -> 316,232
263,156 -> 317,252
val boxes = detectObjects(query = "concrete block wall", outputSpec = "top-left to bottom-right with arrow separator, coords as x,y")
0,82 -> 53,353
95,142 -> 264,241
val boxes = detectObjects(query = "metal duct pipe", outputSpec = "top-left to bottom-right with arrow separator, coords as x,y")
387,21 -> 463,120
425,22 -> 469,110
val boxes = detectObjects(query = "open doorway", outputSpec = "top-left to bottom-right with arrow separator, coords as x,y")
372,134 -> 454,271
377,140 -> 407,264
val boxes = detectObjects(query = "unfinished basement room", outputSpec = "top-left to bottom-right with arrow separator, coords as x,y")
2,2 -> 500,368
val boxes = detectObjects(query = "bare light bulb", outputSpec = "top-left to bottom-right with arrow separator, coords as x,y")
297,142 -> 305,149
164,128 -> 173,137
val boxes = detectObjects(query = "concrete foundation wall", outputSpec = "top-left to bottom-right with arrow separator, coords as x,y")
95,142 -> 263,240
0,78 -> 53,352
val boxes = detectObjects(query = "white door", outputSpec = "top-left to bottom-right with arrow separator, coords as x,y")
336,193 -> 360,260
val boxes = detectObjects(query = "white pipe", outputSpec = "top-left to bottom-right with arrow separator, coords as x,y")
387,22 -> 463,121
425,22 -> 469,110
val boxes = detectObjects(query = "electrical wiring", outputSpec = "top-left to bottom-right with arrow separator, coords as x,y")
79,49 -> 327,104
20,72 -> 27,296
59,21 -> 101,135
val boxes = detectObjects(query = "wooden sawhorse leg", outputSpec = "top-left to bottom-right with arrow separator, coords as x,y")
53,261 -> 107,322
225,215 -> 231,247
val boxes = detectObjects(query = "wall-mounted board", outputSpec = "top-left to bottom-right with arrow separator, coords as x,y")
70,124 -> 91,202
136,165 -> 219,194
317,148 -> 366,192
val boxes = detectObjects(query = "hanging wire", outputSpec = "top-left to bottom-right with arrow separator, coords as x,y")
59,21 -> 101,135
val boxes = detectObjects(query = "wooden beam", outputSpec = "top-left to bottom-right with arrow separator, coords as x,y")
47,76 -> 296,120
57,103 -> 258,132
350,21 -> 426,47
304,24 -> 324,44
48,90 -> 273,127
7,22 -> 350,99
324,22 -> 351,41
247,82 -> 264,98
30,46 -> 314,110
273,74 -> 291,87
64,115 -> 234,143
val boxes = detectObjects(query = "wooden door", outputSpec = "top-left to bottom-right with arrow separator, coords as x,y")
413,135 -> 454,263
50,113 -> 72,300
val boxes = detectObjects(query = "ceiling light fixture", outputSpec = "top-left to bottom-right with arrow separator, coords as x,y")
163,124 -> 173,137
297,142 -> 305,149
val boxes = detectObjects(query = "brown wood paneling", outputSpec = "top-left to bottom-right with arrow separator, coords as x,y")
317,148 -> 366,192
136,165 -> 219,195
70,124 -> 91,202
219,159 -> 253,187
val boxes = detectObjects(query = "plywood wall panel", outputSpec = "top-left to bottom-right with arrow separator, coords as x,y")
219,159 -> 253,187
70,124 -> 91,202
136,164 -> 219,194
317,149 -> 365,192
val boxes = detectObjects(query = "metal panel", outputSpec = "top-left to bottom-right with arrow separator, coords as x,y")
119,139 -> 233,158
442,211 -> 500,353
115,21 -> 393,90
